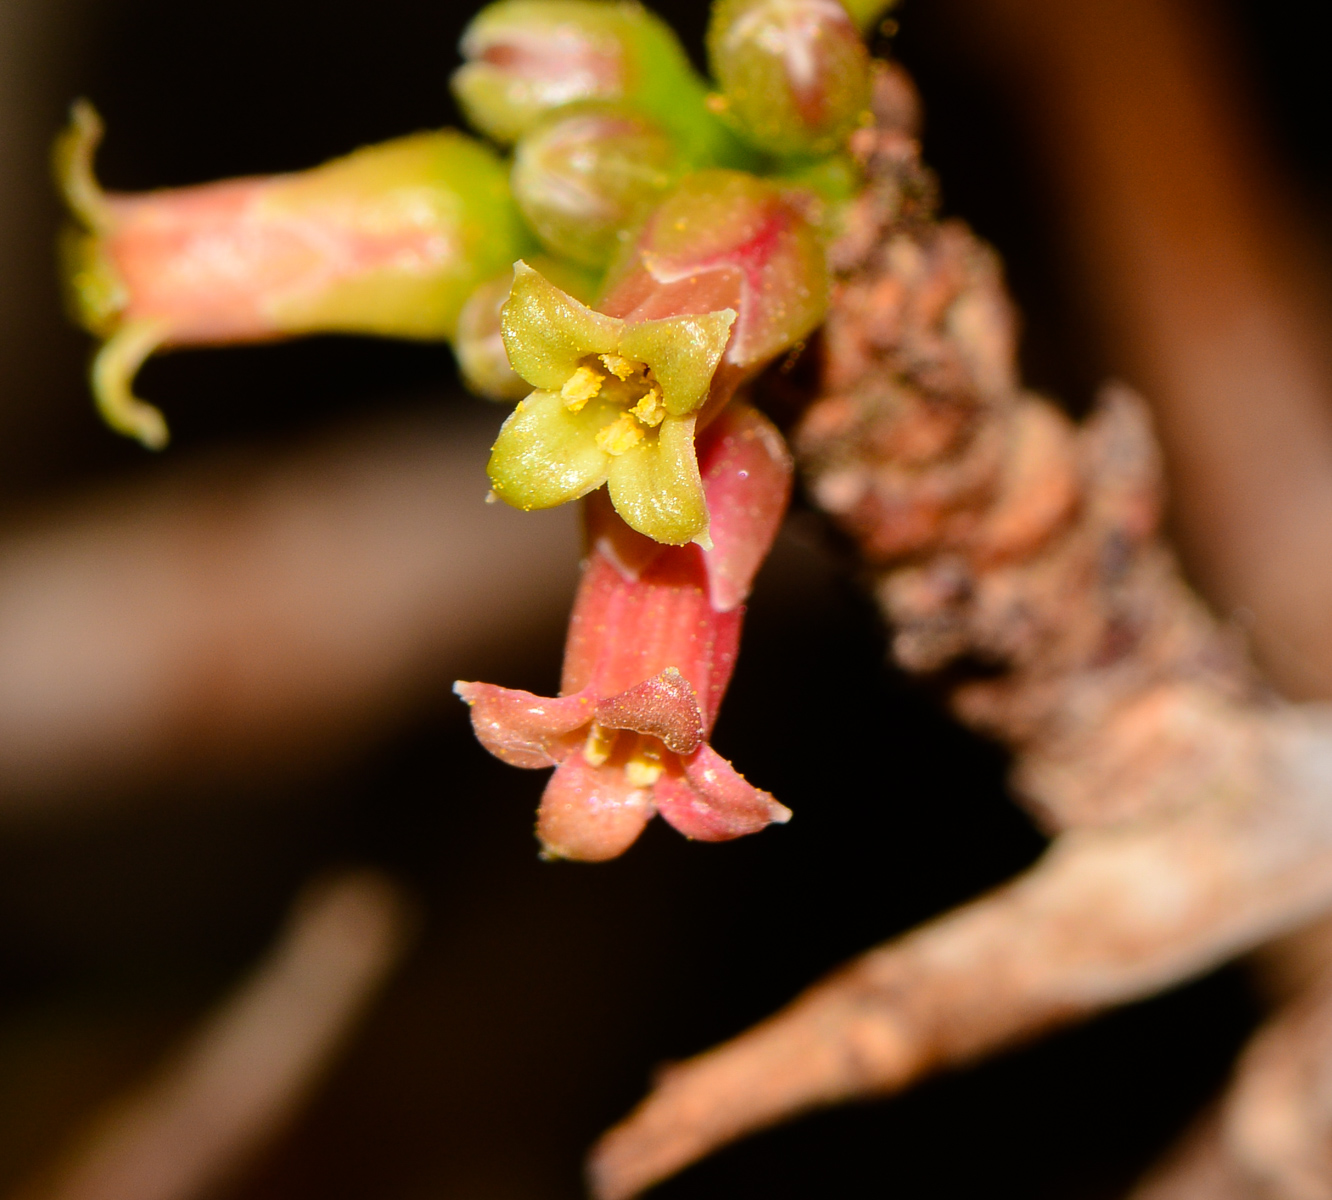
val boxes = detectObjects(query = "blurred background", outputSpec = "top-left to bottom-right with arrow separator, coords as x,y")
1,0 -> 1327,1195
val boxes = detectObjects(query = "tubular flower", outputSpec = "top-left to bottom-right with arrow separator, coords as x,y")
488,261 -> 736,545
457,402 -> 793,862
489,170 -> 827,544
55,102 -> 531,448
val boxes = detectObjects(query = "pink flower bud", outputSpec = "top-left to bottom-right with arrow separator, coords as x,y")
599,170 -> 828,376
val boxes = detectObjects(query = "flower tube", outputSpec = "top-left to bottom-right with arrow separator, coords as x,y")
56,103 -> 532,447
457,401 -> 793,861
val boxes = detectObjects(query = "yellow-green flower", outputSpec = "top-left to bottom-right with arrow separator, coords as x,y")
488,262 -> 736,545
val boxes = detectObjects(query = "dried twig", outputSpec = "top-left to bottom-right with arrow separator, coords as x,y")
589,63 -> 1332,1198
10,871 -> 410,1200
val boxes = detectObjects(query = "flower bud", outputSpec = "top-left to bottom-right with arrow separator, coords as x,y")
600,169 -> 828,373
840,0 -> 898,34
512,106 -> 680,268
706,0 -> 872,158
55,102 -> 533,447
454,0 -> 746,166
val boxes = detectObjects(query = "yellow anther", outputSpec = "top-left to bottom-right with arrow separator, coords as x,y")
629,383 -> 665,428
595,413 -> 645,455
561,364 -> 604,411
624,739 -> 664,788
583,722 -> 616,768
599,353 -> 638,381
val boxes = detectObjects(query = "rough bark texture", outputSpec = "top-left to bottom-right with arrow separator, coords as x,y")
588,63 -> 1332,1200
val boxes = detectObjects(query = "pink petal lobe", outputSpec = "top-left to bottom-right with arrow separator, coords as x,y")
654,743 -> 792,842
697,403 -> 794,611
453,681 -> 594,768
596,667 -> 706,755
537,754 -> 654,862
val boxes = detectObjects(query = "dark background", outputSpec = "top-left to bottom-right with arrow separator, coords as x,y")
1,0 -> 1318,1194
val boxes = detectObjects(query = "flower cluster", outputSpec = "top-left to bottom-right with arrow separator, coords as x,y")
53,0 -> 891,857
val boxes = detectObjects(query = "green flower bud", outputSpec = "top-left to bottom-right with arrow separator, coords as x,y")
706,0 -> 872,158
454,0 -> 749,166
512,106 -> 681,269
839,0 -> 897,35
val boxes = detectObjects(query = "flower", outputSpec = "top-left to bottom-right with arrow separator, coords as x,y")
457,401 -> 794,861
488,260 -> 737,546
55,102 -> 531,448
488,170 -> 828,545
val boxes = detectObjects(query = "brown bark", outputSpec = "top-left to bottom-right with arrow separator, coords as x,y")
589,61 -> 1332,1198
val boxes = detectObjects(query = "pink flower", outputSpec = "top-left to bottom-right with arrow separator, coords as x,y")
456,401 -> 793,861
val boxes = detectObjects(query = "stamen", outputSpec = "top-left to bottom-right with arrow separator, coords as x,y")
583,722 -> 617,767
561,364 -> 605,411
629,383 -> 665,427
624,738 -> 664,788
595,413 -> 646,455
599,353 -> 638,381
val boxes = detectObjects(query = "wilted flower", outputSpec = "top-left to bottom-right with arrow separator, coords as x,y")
457,402 -> 793,861
56,102 -> 531,447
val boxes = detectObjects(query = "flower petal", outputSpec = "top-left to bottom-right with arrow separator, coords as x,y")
500,261 -> 623,390
488,388 -> 617,510
453,681 -> 595,768
596,667 -> 706,755
616,309 -> 736,416
537,753 -> 655,861
654,742 -> 791,841
606,413 -> 708,544
697,402 -> 794,611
